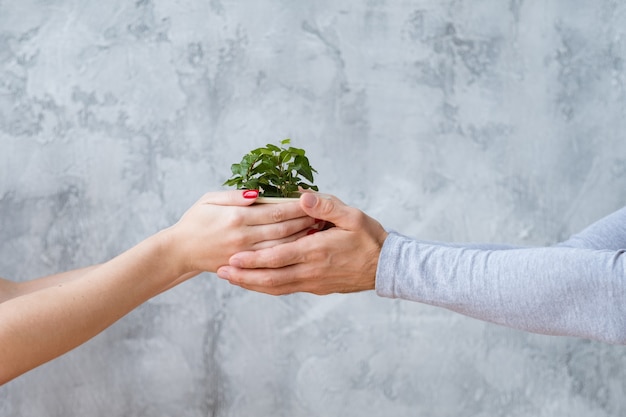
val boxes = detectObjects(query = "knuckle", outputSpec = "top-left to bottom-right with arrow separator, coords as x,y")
227,210 -> 246,227
353,209 -> 367,224
255,247 -> 287,269
344,207 -> 367,229
308,248 -> 329,264
275,222 -> 291,237
265,252 -> 284,268
260,275 -> 277,288
230,231 -> 248,248
319,200 -> 335,216
226,272 -> 241,285
271,206 -> 286,223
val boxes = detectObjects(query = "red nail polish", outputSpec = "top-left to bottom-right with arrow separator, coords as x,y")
243,190 -> 259,199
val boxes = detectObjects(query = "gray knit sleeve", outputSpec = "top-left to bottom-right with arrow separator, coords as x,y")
557,206 -> 626,250
375,207 -> 626,344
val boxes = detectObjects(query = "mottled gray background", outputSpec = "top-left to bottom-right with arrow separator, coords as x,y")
1,1 -> 626,416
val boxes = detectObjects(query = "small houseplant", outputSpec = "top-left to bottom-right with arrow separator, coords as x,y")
223,139 -> 319,203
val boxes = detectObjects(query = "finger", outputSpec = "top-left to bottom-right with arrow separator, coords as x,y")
233,281 -> 303,296
299,193 -> 356,228
243,201 -> 309,226
228,238 -> 309,269
218,264 -> 339,296
248,215 -> 319,243
251,225 -> 321,250
216,263 -> 302,289
199,189 -> 259,206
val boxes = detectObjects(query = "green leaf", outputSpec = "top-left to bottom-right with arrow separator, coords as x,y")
277,150 -> 291,165
223,177 -> 242,187
230,163 -> 242,176
255,148 -> 274,156
288,147 -> 305,157
294,155 -> 316,182
298,168 -> 314,183
298,183 -> 319,192
256,161 -> 279,176
243,178 -> 259,190
242,153 -> 258,166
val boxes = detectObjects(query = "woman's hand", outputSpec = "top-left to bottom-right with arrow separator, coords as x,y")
161,190 -> 320,276
0,189 -> 319,384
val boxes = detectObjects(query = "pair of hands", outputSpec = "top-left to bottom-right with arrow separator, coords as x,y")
167,190 -> 388,295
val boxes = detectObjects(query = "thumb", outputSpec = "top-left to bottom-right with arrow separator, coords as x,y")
299,192 -> 351,227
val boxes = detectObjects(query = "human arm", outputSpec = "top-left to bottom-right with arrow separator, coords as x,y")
0,190 -> 318,384
376,206 -> 626,343
0,266 -> 101,304
376,232 -> 626,344
219,194 -> 626,344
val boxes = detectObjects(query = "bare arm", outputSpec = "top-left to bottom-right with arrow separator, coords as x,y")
0,234 -> 178,384
0,190 -> 319,384
0,278 -> 18,304
0,266 -> 99,302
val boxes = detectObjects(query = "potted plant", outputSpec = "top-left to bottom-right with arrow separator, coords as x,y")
223,138 -> 319,203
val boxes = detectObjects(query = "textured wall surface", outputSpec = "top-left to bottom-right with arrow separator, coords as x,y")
2,1 -> 626,416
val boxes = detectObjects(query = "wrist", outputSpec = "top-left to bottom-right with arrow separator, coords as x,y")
153,227 -> 190,278
369,230 -> 389,291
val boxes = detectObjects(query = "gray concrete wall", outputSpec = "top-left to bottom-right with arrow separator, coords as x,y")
2,1 -> 626,416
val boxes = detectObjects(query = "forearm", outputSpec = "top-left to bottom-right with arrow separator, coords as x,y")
8,266 -> 99,298
0,231 -> 182,384
376,232 -> 626,344
0,189 -> 316,384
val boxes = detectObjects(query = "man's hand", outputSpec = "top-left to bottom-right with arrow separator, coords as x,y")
216,193 -> 389,295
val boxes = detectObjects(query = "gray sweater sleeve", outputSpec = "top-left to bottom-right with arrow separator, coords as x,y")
375,207 -> 626,344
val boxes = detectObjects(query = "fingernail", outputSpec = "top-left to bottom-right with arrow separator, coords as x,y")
217,268 -> 230,279
243,189 -> 259,199
301,193 -> 318,208
307,229 -> 318,235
